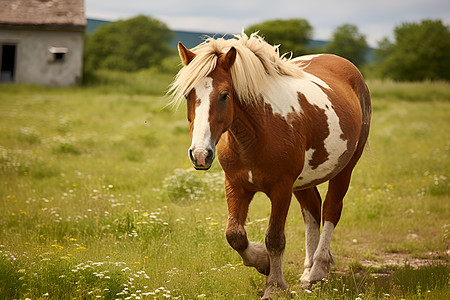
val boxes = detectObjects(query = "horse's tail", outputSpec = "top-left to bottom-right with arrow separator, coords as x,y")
356,77 -> 372,155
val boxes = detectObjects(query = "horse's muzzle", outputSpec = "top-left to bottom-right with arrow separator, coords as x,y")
188,147 -> 215,170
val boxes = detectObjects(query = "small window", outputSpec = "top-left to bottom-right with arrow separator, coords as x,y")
49,47 -> 68,62
54,52 -> 65,61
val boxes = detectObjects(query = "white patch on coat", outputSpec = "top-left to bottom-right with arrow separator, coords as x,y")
257,67 -> 346,187
292,54 -> 324,62
190,77 -> 213,150
248,170 -> 254,184
293,71 -> 347,188
260,73 -> 330,120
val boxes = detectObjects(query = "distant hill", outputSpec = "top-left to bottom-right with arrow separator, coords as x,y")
86,18 -> 111,34
86,18 -> 373,61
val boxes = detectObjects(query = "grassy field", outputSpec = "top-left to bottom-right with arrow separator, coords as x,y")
0,73 -> 449,299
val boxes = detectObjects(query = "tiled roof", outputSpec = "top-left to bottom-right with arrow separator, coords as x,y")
0,0 -> 86,29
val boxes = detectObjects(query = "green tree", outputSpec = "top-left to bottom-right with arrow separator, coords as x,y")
378,19 -> 450,81
374,37 -> 392,63
245,19 -> 313,56
84,15 -> 174,72
326,24 -> 368,67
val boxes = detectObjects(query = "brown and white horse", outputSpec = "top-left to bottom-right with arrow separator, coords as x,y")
169,33 -> 371,299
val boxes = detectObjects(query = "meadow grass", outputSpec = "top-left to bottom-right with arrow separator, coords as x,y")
0,73 -> 449,299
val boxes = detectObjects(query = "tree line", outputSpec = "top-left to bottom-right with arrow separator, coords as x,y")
84,15 -> 450,81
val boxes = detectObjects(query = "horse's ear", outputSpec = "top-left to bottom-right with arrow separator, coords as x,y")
222,47 -> 237,70
178,42 -> 196,66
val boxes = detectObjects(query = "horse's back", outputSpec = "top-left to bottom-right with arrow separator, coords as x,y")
295,54 -> 363,84
295,54 -> 369,102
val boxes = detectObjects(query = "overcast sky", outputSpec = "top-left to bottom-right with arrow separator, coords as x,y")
85,0 -> 450,47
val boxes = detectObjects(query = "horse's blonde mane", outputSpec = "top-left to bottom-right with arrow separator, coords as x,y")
169,32 -> 306,107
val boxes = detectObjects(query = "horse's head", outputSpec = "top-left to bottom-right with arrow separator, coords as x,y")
178,42 -> 237,170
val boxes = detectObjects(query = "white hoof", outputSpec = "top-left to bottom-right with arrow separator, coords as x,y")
241,241 -> 270,275
300,267 -> 311,289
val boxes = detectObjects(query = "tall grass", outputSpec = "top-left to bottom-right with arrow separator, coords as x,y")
0,73 -> 448,299
82,69 -> 177,95
368,79 -> 450,102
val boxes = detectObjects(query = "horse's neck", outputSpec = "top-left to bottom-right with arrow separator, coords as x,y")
228,101 -> 265,148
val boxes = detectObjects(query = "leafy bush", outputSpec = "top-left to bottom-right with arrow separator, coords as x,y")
84,15 -> 174,72
376,19 -> 450,81
245,19 -> 313,55
326,24 -> 368,67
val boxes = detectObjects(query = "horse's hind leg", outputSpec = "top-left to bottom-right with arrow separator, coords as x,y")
294,187 -> 322,287
307,164 -> 355,287
224,178 -> 270,275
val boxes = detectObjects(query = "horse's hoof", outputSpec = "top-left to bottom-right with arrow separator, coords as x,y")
261,282 -> 289,299
300,279 -> 312,290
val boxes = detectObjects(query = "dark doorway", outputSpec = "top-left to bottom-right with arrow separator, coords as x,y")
1,44 -> 17,82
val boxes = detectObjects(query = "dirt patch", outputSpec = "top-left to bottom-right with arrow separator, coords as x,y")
358,251 -> 450,271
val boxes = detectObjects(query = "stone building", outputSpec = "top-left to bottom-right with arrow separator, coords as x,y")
0,0 -> 86,86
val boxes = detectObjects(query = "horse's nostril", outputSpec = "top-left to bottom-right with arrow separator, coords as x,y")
188,149 -> 195,162
206,149 -> 214,163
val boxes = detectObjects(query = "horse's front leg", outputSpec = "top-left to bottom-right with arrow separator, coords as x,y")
262,184 -> 292,299
225,178 -> 270,275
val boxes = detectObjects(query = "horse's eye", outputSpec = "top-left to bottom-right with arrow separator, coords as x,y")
184,94 -> 188,100
219,92 -> 229,102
